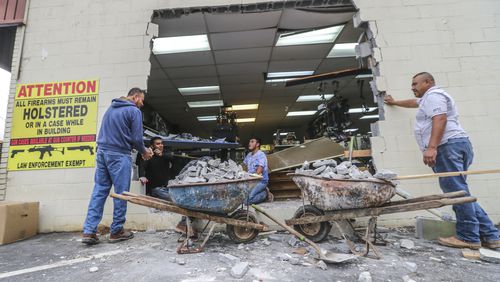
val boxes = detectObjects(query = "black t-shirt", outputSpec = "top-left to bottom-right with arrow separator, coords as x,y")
138,152 -> 171,192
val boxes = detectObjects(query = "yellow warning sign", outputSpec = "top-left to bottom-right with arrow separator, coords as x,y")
7,79 -> 99,171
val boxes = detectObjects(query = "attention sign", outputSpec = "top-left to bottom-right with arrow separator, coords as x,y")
7,79 -> 99,171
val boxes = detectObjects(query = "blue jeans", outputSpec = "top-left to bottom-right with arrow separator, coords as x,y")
247,181 -> 268,205
433,138 -> 499,243
83,149 -> 132,235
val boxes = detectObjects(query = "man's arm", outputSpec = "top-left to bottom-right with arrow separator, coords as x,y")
130,109 -> 152,160
423,114 -> 447,167
384,95 -> 419,108
136,156 -> 149,184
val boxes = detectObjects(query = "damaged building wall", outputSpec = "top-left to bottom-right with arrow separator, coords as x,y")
353,0 -> 500,225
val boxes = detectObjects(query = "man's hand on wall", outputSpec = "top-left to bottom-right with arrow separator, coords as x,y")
384,95 -> 396,105
139,177 -> 148,185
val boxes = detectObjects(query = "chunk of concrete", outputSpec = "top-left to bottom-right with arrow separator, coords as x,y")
230,262 -> 250,278
400,239 -> 415,250
218,253 -> 240,265
89,267 -> 99,273
373,169 -> 397,180
402,275 -> 416,282
358,271 -> 372,282
404,261 -> 418,272
479,248 -> 500,264
316,260 -> 328,270
462,249 -> 480,260
415,217 -> 456,240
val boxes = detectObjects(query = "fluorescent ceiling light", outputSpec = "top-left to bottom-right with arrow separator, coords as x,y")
343,128 -> 359,133
267,71 -> 314,78
360,115 -> 380,120
327,43 -> 358,58
273,132 -> 290,136
152,34 -> 210,55
178,86 -> 220,96
266,78 -> 295,83
348,107 -> 378,114
227,104 -> 259,111
286,111 -> 317,117
296,94 -> 334,102
187,100 -> 223,108
355,74 -> 373,79
236,118 -> 255,123
197,116 -> 217,121
276,25 -> 344,46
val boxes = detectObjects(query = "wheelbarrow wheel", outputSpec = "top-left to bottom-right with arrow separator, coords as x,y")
226,210 -> 259,244
292,205 -> 331,242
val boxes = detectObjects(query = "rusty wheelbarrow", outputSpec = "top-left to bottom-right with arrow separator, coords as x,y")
285,173 -> 476,257
111,175 -> 266,254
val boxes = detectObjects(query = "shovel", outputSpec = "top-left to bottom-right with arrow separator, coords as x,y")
251,204 -> 357,264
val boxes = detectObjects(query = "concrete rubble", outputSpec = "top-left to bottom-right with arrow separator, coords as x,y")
358,271 -> 372,282
230,261 -> 250,278
168,157 -> 254,185
295,159 -> 397,181
164,132 -> 229,143
479,248 -> 500,264
400,239 -> 415,249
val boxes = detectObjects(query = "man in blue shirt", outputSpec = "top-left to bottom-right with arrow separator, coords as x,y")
82,88 -> 153,245
243,137 -> 272,204
385,72 -> 499,250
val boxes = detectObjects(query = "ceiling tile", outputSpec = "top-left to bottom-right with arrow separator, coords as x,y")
315,57 -> 358,74
171,77 -> 219,88
155,14 -> 207,37
210,29 -> 277,50
278,10 -> 353,30
219,74 -> 264,85
147,79 -> 174,90
217,62 -> 268,76
165,65 -> 217,79
214,47 -> 272,64
268,59 -> 322,72
205,11 -> 281,33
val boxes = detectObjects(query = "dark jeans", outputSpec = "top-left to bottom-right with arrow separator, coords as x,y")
83,149 -> 132,235
433,138 -> 499,243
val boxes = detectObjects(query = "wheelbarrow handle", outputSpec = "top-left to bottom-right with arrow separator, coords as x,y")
394,169 -> 500,181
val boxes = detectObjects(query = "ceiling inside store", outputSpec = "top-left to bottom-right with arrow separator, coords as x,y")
147,6 -> 378,143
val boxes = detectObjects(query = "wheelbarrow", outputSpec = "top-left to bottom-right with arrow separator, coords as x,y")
285,173 -> 477,258
110,175 -> 266,254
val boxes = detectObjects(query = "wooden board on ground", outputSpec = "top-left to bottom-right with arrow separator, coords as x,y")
267,137 -> 344,172
344,149 -> 372,158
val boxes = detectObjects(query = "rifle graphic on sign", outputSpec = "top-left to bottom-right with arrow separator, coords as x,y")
67,145 -> 95,155
10,149 -> 25,158
28,145 -> 65,160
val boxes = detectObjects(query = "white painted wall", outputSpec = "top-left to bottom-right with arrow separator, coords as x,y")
355,0 -> 500,225
2,0 -> 499,231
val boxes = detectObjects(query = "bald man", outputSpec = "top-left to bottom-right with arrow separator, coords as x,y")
384,72 -> 499,250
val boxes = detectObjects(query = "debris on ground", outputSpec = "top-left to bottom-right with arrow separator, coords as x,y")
175,258 -> 187,265
479,248 -> 500,263
316,260 -> 328,270
373,169 -> 398,180
404,261 -> 418,272
88,267 -> 99,273
168,157 -> 255,185
462,249 -> 481,260
400,239 -> 415,249
218,253 -> 240,265
358,271 -> 372,282
402,274 -> 416,282
230,261 -> 250,278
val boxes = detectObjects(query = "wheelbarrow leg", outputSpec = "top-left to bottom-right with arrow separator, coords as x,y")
177,221 -> 217,254
335,217 -> 381,259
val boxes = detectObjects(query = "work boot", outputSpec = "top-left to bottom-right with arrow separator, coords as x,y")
266,188 -> 274,202
108,229 -> 134,243
481,239 -> 500,250
437,236 -> 481,250
82,233 -> 100,245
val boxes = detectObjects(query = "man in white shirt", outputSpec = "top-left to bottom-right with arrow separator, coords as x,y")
384,72 -> 499,250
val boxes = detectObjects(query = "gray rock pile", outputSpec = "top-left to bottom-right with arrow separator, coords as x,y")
168,157 -> 254,185
295,159 -> 398,181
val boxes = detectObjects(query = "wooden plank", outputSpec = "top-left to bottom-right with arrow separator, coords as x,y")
268,182 -> 299,191
395,169 -> 500,181
111,193 -> 265,231
285,196 -> 476,225
382,191 -> 466,207
343,149 -> 372,158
